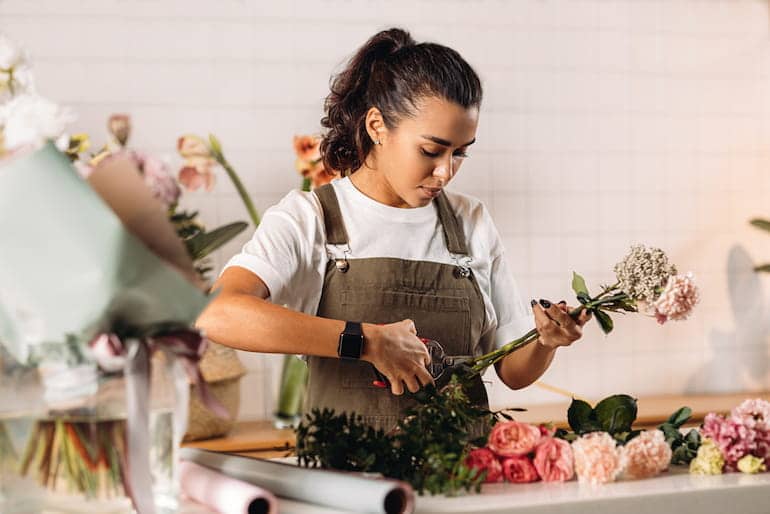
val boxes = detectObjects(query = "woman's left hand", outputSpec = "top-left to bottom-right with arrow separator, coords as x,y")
531,299 -> 591,349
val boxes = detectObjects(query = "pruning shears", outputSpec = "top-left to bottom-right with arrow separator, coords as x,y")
371,338 -> 466,389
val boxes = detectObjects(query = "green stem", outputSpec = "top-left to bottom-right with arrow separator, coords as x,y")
219,156 -> 260,227
466,284 -> 626,375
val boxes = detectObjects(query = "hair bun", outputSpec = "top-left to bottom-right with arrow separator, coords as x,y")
368,27 -> 415,58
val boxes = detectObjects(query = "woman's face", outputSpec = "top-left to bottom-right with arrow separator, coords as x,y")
369,96 -> 479,208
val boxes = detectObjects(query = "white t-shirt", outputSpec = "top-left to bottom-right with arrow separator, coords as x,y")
223,177 -> 533,350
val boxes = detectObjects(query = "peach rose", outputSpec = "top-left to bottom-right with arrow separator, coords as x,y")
501,456 -> 539,483
533,437 -> 574,482
465,447 -> 503,483
487,421 -> 542,457
108,113 -> 131,147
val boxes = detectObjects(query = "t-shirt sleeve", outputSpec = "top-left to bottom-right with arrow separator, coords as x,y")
490,251 -> 534,349
222,190 -> 321,306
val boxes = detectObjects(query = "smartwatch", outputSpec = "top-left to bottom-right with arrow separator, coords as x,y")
338,321 -> 365,359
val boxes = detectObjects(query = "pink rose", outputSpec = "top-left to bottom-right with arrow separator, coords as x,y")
501,456 -> 539,483
465,448 -> 503,483
108,113 -> 131,147
487,421 -> 542,457
534,437 -> 574,482
293,134 -> 321,162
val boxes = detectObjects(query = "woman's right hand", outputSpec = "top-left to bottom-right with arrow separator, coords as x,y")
362,319 -> 434,396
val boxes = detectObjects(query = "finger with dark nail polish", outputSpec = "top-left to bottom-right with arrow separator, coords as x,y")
539,299 -> 551,308
531,299 -> 537,307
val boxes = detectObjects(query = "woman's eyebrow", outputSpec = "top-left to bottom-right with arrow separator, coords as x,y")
420,135 -> 476,147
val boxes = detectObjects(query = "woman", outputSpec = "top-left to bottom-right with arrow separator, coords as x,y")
196,28 -> 590,430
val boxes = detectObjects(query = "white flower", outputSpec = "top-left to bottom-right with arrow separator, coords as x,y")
0,34 -> 27,70
0,94 -> 75,150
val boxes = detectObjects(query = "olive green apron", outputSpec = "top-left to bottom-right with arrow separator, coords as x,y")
305,183 -> 491,432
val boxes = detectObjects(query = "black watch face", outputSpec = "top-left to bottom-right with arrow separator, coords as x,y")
339,333 -> 364,359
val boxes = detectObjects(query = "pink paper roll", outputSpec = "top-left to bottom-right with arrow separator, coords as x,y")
180,460 -> 277,514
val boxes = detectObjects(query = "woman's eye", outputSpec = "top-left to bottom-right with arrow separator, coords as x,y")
421,148 -> 440,158
453,151 -> 469,158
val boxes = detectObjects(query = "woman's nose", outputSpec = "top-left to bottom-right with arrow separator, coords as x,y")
433,163 -> 452,184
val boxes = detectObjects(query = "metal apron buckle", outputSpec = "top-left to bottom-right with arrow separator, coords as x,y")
332,244 -> 352,273
452,255 -> 473,278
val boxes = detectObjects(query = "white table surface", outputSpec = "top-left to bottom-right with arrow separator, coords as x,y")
180,465 -> 770,514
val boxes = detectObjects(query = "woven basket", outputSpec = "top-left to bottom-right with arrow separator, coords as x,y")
183,341 -> 246,442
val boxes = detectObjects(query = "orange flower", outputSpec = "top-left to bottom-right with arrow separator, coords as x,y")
177,135 -> 216,191
293,134 -> 321,162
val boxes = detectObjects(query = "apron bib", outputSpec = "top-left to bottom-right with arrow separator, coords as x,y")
305,184 -> 490,432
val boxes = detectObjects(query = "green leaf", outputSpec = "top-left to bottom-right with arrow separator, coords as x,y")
666,406 -> 692,427
594,309 -> 614,334
185,221 -> 248,260
750,218 -> 770,233
572,272 -> 590,297
754,264 -> 770,273
576,292 -> 591,305
594,394 -> 637,434
567,398 -> 594,434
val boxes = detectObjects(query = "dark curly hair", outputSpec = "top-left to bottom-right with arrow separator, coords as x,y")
320,28 -> 483,176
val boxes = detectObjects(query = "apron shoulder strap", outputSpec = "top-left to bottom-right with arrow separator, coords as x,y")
313,183 -> 350,245
434,191 -> 469,256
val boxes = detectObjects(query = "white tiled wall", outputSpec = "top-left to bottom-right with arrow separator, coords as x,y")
4,0 -> 770,419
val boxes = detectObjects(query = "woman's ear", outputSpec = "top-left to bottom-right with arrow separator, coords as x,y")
364,106 -> 387,144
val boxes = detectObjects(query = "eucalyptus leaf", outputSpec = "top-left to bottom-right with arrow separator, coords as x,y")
594,309 -> 614,334
572,272 -> 590,297
594,394 -> 637,434
185,221 -> 248,260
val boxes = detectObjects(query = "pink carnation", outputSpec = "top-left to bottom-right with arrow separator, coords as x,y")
487,421 -> 542,457
533,437 -> 574,482
465,448 -> 503,483
501,456 -> 539,483
621,430 -> 672,479
732,399 -> 770,432
571,432 -> 623,485
135,151 -> 180,206
701,413 -> 759,471
653,272 -> 699,324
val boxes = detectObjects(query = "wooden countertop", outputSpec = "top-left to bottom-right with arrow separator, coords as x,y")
182,391 -> 770,458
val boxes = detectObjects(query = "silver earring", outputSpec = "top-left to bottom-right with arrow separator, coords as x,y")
373,140 -> 381,145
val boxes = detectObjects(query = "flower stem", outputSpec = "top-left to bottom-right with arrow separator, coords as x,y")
466,284 -> 625,375
219,157 -> 261,227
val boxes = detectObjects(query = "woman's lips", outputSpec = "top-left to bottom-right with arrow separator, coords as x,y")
420,186 -> 442,198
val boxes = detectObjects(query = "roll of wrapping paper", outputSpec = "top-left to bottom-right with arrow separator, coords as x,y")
180,461 -> 277,514
180,448 -> 415,514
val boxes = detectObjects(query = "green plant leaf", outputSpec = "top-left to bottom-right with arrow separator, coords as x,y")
567,398 -> 595,434
594,394 -> 637,434
572,272 -> 590,297
666,406 -> 692,427
185,221 -> 248,260
594,309 -> 614,334
750,218 -> 770,233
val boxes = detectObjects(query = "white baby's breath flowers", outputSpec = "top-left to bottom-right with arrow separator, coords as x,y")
613,244 -> 677,303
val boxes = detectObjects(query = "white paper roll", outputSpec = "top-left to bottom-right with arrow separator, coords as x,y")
180,448 -> 414,514
180,460 -> 277,514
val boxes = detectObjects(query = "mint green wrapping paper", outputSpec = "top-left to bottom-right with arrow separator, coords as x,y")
0,142 -> 209,363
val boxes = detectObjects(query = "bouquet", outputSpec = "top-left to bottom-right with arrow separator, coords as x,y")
0,33 -> 229,513
297,244 -> 701,495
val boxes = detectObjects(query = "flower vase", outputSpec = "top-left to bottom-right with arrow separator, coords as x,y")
273,354 -> 308,429
0,348 -> 187,514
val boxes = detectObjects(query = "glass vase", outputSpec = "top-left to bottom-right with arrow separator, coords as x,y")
0,350 -> 186,514
273,354 -> 308,429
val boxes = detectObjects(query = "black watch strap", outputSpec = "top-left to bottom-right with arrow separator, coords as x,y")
338,321 -> 364,359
